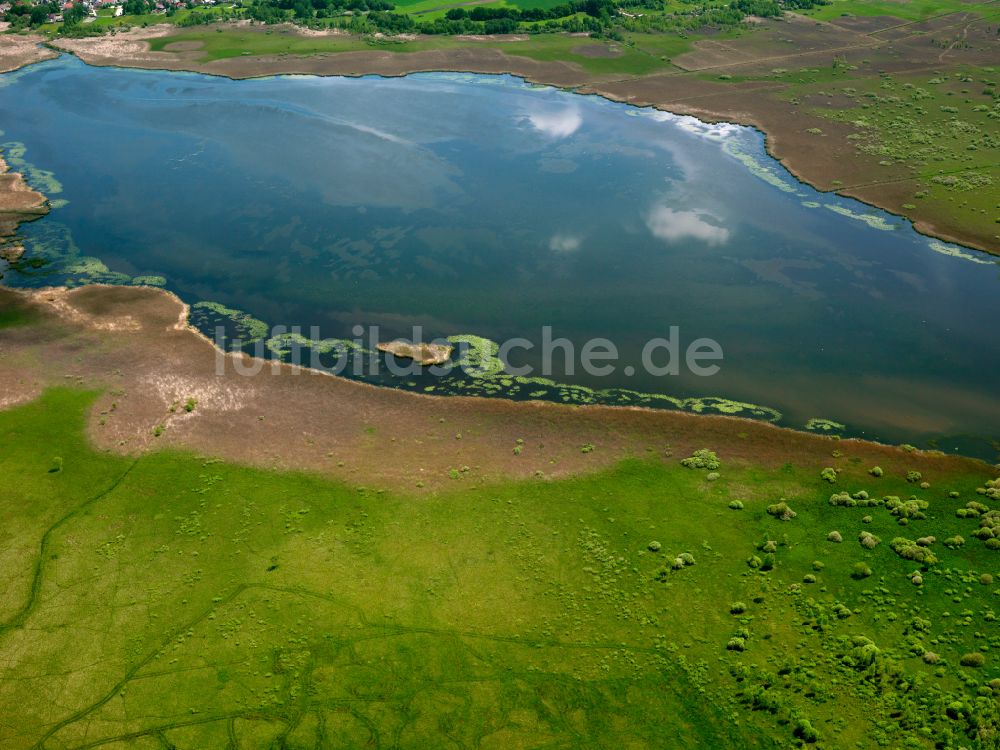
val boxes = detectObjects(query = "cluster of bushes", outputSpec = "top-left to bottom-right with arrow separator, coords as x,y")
829,490 -> 881,507
671,551 -> 696,569
977,477 -> 1000,500
445,0 -> 613,23
889,537 -> 938,566
681,448 -> 721,470
885,495 -> 928,522
244,0 -> 816,36
957,500 -> 990,518
858,531 -> 880,549
248,0 -> 395,24
766,501 -> 796,520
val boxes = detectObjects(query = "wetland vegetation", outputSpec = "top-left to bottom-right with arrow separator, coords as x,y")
1,388 -> 998,748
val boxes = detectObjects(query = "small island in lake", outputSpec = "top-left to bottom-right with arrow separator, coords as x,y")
377,339 -> 453,365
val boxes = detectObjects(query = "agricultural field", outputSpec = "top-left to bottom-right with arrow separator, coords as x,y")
1,386 -> 998,748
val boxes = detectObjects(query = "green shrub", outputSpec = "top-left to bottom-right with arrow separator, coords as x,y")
729,602 -> 747,614
960,652 -> 986,668
986,538 -> 1000,550
833,603 -> 852,619
829,492 -> 855,507
766,501 -> 797,521
890,537 -> 938,565
859,531 -> 880,549
681,449 -> 721,470
706,472 -> 720,482
803,573 -> 817,583
980,573 -> 993,585
678,552 -> 696,566
852,562 -> 873,579
906,471 -> 922,483
870,466 -> 883,477
885,495 -> 928,520
728,500 -> 744,510
727,637 -> 746,651
944,536 -> 965,549
184,397 -> 197,413
827,531 -> 843,543
793,717 -> 819,743
647,541 -> 661,553
821,467 -> 838,483
923,651 -> 939,664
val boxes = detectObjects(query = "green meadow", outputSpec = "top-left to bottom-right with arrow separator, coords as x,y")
1,389 -> 998,748
144,27 -> 687,76
800,0 -> 999,23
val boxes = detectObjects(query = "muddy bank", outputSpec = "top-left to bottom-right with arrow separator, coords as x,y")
0,154 -> 49,263
0,32 -> 57,74
0,284 -> 988,491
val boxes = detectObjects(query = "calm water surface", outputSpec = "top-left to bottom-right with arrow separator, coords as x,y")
2,56 -> 999,455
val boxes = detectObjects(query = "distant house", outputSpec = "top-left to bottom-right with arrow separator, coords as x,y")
0,3 -> 11,13
113,4 -> 121,13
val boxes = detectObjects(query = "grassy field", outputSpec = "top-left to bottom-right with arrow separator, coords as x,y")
145,27 -> 687,75
147,28 -> 376,58
1,386 -> 998,748
800,0 -> 999,22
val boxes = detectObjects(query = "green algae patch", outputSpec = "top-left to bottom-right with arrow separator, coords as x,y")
927,241 -> 995,265
723,140 -> 798,194
824,204 -> 897,231
447,334 -> 507,377
1,141 -> 64,197
806,418 -> 847,433
190,300 -> 270,343
130,275 -> 168,287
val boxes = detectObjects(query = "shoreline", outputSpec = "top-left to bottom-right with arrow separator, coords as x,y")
0,152 -> 50,263
2,282 -> 992,488
31,23 -> 996,256
0,48 -> 997,458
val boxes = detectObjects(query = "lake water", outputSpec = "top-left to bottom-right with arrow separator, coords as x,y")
2,55 -> 998,456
